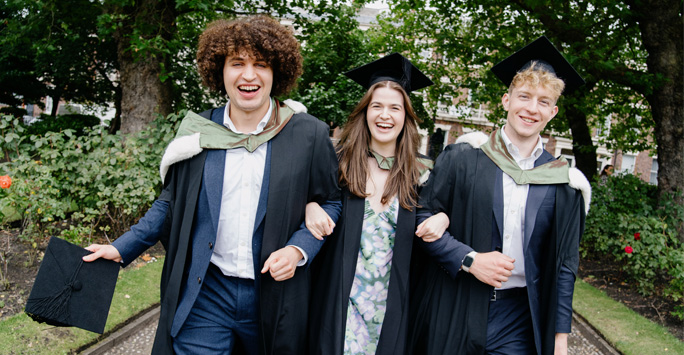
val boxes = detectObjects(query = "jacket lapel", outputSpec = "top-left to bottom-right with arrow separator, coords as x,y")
204,106 -> 227,235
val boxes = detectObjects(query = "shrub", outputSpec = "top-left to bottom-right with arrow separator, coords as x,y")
22,113 -> 101,137
582,174 -> 684,320
0,111 -> 183,248
0,107 -> 28,118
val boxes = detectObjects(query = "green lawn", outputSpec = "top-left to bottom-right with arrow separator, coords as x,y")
0,257 -> 163,355
1,260 -> 681,354
573,279 -> 684,354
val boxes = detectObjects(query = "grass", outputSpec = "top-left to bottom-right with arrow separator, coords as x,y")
573,278 -> 684,354
0,256 -> 163,354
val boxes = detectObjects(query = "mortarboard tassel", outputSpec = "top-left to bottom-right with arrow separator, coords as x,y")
25,260 -> 84,326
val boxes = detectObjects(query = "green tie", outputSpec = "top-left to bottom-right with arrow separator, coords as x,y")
480,128 -> 570,185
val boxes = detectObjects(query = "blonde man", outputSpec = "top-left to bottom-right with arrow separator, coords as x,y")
408,36 -> 591,355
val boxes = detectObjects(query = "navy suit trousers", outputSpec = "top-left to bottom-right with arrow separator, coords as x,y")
485,293 -> 536,355
173,263 -> 259,354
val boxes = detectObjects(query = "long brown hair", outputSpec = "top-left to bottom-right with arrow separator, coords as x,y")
337,81 -> 426,210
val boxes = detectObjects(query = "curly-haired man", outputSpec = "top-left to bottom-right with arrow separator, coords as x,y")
84,15 -> 341,354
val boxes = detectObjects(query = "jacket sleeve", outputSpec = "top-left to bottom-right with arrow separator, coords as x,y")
286,118 -> 341,265
416,145 -> 474,277
111,162 -> 177,267
555,187 -> 586,332
112,199 -> 169,267
287,200 -> 342,266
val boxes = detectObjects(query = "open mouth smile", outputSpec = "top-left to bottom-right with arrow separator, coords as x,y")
238,85 -> 260,93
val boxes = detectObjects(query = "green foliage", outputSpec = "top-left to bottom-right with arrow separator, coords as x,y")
290,4 -> 376,128
582,174 -> 684,319
379,0 -> 658,151
21,114 -> 101,137
0,107 -> 28,119
0,0 -> 118,109
0,111 -> 182,246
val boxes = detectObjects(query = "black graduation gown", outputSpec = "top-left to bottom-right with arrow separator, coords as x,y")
308,189 -> 417,355
151,110 -> 340,354
407,143 -> 585,355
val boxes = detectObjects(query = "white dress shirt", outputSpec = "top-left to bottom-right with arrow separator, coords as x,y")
498,127 -> 544,290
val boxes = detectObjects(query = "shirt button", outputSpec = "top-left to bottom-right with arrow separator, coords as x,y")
511,210 -> 516,214
197,277 -> 202,284
505,234 -> 511,239
208,242 -> 213,249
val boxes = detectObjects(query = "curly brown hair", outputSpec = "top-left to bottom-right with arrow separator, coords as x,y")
196,15 -> 303,97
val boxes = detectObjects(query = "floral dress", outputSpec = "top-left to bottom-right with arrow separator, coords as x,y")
343,198 -> 399,355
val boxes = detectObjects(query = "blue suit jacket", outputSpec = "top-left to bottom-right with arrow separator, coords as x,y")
113,106 -> 341,339
417,149 -> 576,353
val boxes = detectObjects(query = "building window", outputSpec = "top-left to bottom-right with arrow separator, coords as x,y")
650,159 -> 658,185
620,154 -> 636,174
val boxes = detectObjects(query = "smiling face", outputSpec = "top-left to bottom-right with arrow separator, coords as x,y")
223,52 -> 273,121
502,82 -> 559,147
366,85 -> 406,156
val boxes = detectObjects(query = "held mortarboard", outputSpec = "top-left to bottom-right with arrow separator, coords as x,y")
344,52 -> 434,93
25,236 -> 119,334
491,36 -> 585,93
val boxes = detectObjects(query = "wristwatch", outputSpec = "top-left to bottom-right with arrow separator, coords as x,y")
461,251 -> 477,273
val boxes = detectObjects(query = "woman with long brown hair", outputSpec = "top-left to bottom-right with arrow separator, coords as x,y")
306,53 -> 448,355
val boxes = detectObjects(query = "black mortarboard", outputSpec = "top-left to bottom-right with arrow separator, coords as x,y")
344,53 -> 434,93
25,237 -> 119,334
491,36 -> 585,93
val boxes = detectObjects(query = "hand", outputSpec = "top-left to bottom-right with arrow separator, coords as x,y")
82,244 -> 122,263
260,246 -> 303,281
468,251 -> 515,288
305,202 -> 335,240
415,212 -> 450,242
554,333 -> 568,355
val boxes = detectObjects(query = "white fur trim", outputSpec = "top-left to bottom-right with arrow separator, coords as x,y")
455,131 -> 489,148
419,170 -> 431,185
568,167 -> 592,213
159,133 -> 202,183
283,99 -> 307,113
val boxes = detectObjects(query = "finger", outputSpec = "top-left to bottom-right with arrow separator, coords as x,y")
311,230 -> 324,241
82,249 -> 102,262
261,256 -> 275,274
415,224 -> 426,237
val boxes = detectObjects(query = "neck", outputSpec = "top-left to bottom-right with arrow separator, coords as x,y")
503,124 -> 537,158
370,141 -> 396,158
229,101 -> 271,133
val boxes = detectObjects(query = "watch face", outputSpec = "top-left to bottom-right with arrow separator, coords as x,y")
463,256 -> 474,267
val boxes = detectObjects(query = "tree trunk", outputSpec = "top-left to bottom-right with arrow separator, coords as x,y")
566,104 -> 597,181
50,94 -> 60,117
631,0 -> 684,240
114,0 -> 175,134
108,86 -> 122,134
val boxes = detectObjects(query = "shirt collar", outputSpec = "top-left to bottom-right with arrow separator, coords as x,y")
222,98 -> 273,135
500,126 -> 544,162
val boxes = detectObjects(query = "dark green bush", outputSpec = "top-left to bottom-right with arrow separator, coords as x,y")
0,111 -> 182,247
0,107 -> 28,118
22,113 -> 101,137
582,174 -> 684,320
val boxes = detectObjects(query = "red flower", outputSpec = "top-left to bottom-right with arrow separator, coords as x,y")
0,175 -> 11,189
634,232 -> 641,241
625,246 -> 633,254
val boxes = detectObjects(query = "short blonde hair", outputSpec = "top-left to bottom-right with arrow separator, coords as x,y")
508,61 -> 565,101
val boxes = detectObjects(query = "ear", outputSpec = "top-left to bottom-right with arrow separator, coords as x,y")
550,105 -> 559,119
501,93 -> 510,111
